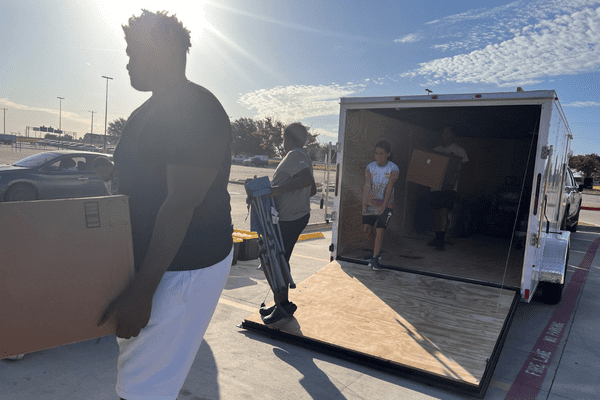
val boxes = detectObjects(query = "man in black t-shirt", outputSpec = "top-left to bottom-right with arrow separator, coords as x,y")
97,11 -> 233,400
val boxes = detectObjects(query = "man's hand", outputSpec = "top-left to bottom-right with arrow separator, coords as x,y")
98,278 -> 154,339
377,205 -> 386,215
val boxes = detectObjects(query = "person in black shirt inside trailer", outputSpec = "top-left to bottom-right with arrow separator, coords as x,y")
97,10 -> 233,400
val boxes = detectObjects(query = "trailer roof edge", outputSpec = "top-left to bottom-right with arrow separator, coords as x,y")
340,90 -> 558,105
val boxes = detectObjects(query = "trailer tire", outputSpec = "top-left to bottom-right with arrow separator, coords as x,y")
5,183 -> 38,202
541,281 -> 564,305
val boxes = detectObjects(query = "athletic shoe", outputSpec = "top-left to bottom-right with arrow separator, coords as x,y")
262,302 -> 298,324
259,302 -> 295,316
363,252 -> 374,260
369,256 -> 382,270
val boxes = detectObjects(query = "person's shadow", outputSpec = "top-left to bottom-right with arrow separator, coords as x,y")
273,346 -> 346,399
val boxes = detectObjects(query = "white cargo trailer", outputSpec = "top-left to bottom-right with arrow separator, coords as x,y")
243,90 -> 576,397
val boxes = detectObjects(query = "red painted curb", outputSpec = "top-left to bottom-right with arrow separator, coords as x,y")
504,236 -> 600,399
581,206 -> 600,211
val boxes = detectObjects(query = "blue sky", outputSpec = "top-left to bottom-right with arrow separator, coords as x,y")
1,0 -> 599,154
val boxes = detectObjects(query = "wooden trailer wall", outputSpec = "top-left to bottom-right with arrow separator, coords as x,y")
337,106 -> 540,262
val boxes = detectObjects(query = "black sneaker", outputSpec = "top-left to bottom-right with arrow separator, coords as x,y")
369,256 -> 382,270
260,302 -> 295,316
262,303 -> 298,324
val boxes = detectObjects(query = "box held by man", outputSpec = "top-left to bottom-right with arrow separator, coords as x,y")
406,148 -> 462,191
0,195 -> 134,359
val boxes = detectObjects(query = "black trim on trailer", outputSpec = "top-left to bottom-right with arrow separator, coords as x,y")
336,255 -> 521,292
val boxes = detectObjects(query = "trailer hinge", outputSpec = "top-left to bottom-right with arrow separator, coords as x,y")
329,243 -> 334,252
330,211 -> 337,221
541,145 -> 553,159
530,233 -> 540,247
335,142 -> 341,153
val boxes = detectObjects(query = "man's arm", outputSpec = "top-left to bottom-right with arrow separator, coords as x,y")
378,170 -> 399,214
99,164 -> 218,339
270,167 -> 314,196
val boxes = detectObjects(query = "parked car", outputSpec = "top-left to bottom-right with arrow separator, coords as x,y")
232,155 -> 248,164
243,156 -> 269,167
561,167 -> 583,232
0,151 -> 113,202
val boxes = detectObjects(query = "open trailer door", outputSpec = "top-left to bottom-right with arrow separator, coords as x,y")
242,260 -> 520,397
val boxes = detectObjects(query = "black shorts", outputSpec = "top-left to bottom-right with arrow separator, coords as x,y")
363,208 -> 393,229
428,190 -> 458,210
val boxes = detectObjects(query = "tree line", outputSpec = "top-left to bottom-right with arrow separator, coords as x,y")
64,116 -> 333,161
569,154 -> 600,178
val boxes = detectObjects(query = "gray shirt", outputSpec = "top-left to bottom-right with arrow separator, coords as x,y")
272,148 -> 313,221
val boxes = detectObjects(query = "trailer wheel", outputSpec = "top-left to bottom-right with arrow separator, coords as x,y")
540,282 -> 564,305
5,183 -> 38,202
541,245 -> 569,305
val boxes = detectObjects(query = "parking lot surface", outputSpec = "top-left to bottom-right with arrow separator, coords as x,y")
2,144 -> 600,399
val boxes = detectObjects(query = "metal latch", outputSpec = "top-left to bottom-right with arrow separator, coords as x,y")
330,211 -> 337,221
541,145 -> 553,159
530,233 -> 540,247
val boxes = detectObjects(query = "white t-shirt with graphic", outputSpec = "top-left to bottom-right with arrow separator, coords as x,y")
366,160 -> 400,209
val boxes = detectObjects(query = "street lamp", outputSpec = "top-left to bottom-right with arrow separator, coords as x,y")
102,76 -> 113,153
89,111 -> 96,145
1,108 -> 7,135
57,97 -> 64,141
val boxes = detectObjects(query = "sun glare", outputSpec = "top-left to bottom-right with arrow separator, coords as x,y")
94,0 -> 207,43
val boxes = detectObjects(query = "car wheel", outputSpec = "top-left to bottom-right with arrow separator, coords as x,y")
5,184 -> 38,202
568,206 -> 580,233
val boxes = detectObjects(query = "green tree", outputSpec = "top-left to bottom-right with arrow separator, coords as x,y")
231,118 -> 262,156
231,117 -> 325,160
107,117 -> 127,139
569,154 -> 600,178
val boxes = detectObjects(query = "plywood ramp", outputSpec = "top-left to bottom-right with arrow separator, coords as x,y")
243,260 -> 518,395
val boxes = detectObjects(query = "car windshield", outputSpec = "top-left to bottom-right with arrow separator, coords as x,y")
13,152 -> 59,168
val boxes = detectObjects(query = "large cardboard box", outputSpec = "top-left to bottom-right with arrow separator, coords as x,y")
0,195 -> 134,359
406,148 -> 462,191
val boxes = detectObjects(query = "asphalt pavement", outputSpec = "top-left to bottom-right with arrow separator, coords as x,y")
2,144 -> 600,399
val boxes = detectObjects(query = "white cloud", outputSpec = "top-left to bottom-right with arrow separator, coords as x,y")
565,101 -> 600,107
0,98 -> 92,127
238,82 -> 367,121
394,33 -> 423,43
427,0 -> 600,52
403,6 -> 600,86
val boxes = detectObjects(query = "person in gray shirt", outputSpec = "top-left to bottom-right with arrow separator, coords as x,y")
260,123 -> 316,324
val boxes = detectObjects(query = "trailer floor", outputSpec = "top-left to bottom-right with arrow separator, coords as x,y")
341,234 -> 524,288
243,260 -> 518,395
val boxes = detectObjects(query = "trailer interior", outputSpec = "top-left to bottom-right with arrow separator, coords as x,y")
336,104 -> 541,289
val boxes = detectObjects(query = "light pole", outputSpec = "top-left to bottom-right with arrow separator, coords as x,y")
1,108 -> 7,135
89,111 -> 96,145
57,97 -> 64,141
102,76 -> 113,153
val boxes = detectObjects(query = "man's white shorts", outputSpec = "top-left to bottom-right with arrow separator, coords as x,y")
116,249 -> 232,400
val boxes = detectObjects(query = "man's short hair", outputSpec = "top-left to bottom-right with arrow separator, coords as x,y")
122,10 -> 192,55
284,123 -> 308,145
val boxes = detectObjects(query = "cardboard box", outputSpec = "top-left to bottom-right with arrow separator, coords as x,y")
0,195 -> 134,359
406,148 -> 462,191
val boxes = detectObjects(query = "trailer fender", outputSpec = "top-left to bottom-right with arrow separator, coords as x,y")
539,231 -> 570,284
